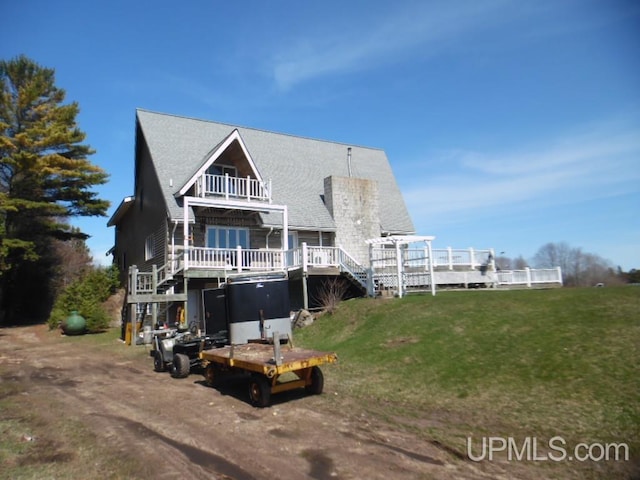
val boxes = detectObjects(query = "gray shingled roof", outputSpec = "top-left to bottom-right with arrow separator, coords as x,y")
136,109 -> 414,234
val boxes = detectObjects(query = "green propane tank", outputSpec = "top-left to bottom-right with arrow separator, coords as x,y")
62,310 -> 86,336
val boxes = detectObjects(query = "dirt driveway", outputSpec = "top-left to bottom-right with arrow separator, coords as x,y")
0,325 -> 517,480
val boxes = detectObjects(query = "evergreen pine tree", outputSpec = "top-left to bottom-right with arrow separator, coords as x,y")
0,55 -> 109,323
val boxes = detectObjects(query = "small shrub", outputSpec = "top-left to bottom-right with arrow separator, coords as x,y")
313,277 -> 349,314
48,265 -> 120,332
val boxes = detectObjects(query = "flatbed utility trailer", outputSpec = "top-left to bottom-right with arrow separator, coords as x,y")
199,341 -> 338,407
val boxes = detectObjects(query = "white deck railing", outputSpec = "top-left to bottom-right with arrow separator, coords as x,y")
372,247 -> 495,270
166,245 -> 561,290
194,173 -> 271,202
497,267 -> 563,286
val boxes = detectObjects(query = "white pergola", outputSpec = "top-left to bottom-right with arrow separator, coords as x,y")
366,235 -> 436,297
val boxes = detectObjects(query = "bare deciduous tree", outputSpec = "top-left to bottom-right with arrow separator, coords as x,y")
532,242 -> 619,287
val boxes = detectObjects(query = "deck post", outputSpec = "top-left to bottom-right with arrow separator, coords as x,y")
151,264 -> 158,328
427,240 -> 436,296
448,246 -> 453,270
282,206 -> 289,252
181,276 -> 188,330
302,242 -> 309,310
129,263 -> 138,346
395,241 -> 403,298
526,267 -> 532,287
367,242 -> 375,296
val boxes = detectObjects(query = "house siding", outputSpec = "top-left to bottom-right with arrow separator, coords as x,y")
114,132 -> 170,283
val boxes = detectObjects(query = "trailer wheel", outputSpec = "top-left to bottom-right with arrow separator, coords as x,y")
305,366 -> 324,395
204,364 -> 217,387
171,353 -> 190,378
248,374 -> 271,408
153,350 -> 166,372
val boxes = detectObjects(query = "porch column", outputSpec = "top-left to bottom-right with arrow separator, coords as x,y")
367,242 -> 375,297
151,265 -> 158,328
282,206 -> 289,252
395,241 -> 403,298
427,240 -> 436,296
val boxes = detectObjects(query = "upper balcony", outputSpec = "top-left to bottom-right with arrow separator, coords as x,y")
193,173 -> 272,203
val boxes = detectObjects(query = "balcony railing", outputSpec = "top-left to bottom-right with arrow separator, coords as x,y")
187,246 -> 285,271
194,173 -> 271,202
171,244 -> 358,275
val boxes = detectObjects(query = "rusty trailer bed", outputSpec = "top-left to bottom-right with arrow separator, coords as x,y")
199,343 -> 337,407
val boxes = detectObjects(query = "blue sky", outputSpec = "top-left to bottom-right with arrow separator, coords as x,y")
3,0 -> 639,270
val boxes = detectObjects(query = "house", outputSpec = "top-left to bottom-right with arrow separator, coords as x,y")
107,109 -> 415,329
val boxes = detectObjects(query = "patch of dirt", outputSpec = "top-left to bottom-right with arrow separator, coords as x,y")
0,324 -> 533,479
382,336 -> 420,348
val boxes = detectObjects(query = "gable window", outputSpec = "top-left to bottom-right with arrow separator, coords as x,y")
145,235 -> 154,260
206,227 -> 249,249
207,164 -> 237,177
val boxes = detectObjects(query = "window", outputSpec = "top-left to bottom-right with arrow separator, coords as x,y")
206,227 -> 249,249
145,235 -> 154,260
207,164 -> 237,177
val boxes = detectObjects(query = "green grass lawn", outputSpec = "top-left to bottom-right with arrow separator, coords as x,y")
296,286 -> 640,470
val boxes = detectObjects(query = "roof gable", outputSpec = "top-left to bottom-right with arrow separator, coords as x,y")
177,129 -> 263,196
134,109 -> 415,234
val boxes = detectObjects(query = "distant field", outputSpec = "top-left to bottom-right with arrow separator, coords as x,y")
296,286 -> 640,479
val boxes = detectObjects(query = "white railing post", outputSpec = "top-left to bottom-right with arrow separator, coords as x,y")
470,248 -> 476,269
246,175 -> 251,200
224,173 -> 230,200
526,267 -> 532,287
183,197 -> 189,271
448,246 -> 453,270
236,245 -> 242,272
302,242 -> 308,273
557,266 -> 563,286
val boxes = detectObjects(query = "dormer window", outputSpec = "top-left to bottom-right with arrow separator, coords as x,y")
207,164 -> 236,177
178,129 -> 271,202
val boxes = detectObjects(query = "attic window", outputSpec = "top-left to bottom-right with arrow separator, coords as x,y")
207,164 -> 237,177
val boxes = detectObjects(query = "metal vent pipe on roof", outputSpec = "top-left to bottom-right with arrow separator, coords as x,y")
347,147 -> 352,177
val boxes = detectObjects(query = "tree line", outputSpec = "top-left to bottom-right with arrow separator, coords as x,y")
496,242 -> 638,287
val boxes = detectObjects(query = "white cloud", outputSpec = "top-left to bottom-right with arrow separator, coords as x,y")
402,122 -> 640,223
271,0 -> 519,90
